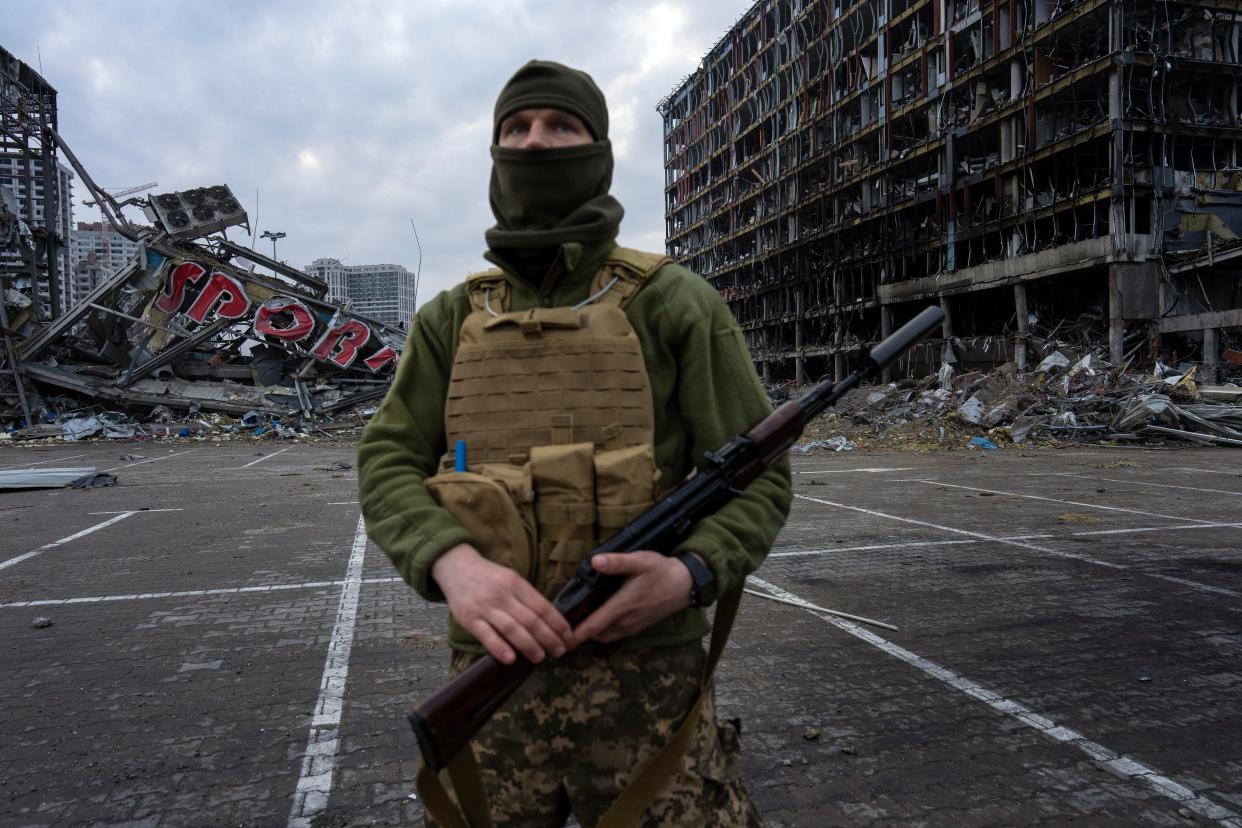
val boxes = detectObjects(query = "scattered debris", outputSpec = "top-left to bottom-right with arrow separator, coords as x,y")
792,436 -> 856,454
69,472 -> 118,489
802,728 -> 821,741
2,126 -> 400,440
1057,513 -> 1099,523
31,617 -> 53,629
789,344 -> 1242,452
0,467 -> 100,489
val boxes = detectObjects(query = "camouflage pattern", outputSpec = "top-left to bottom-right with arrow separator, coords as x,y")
427,641 -> 762,827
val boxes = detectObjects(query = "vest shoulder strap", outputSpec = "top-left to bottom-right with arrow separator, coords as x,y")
464,269 -> 510,315
592,247 -> 673,309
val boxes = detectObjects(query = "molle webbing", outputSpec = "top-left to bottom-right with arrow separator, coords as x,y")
444,303 -> 654,465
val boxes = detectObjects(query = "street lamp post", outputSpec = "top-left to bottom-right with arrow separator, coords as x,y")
260,230 -> 286,262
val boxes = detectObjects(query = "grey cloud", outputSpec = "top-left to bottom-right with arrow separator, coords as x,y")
6,0 -> 746,304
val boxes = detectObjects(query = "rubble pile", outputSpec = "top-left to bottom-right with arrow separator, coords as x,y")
2,176 -> 402,441
791,350 -> 1242,453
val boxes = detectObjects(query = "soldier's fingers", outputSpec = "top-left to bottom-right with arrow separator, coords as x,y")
572,595 -> 628,645
488,610 -> 547,663
504,599 -> 568,658
466,619 -> 516,665
512,580 -> 573,641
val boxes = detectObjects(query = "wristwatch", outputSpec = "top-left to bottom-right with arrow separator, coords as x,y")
675,551 -> 717,608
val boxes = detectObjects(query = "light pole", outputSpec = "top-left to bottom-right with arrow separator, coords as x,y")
261,230 -> 286,262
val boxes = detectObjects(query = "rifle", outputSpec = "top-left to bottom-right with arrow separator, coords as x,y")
409,304 -> 945,772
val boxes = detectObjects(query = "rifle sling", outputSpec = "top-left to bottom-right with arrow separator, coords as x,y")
416,743 -> 495,828
415,584 -> 744,828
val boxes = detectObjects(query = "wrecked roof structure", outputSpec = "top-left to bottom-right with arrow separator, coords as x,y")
1,47 -> 402,436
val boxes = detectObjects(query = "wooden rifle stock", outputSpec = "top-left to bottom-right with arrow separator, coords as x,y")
408,304 -> 945,772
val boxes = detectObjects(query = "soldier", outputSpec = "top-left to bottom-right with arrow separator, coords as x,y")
358,60 -> 791,826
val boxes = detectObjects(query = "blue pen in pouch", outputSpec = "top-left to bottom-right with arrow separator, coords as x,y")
454,439 -> 468,472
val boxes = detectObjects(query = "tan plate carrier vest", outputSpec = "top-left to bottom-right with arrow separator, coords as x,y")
418,248 -> 746,828
427,247 -> 669,609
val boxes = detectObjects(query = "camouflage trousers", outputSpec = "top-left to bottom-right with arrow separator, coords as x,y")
426,641 -> 762,828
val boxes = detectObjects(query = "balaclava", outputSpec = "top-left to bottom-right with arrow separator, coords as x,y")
485,60 -> 625,260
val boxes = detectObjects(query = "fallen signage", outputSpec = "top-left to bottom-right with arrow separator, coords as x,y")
0,126 -> 407,435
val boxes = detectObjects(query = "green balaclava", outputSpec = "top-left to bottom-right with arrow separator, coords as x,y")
485,60 -> 625,257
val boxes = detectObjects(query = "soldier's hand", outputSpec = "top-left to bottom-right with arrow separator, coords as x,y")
571,551 -> 693,645
431,543 -> 572,665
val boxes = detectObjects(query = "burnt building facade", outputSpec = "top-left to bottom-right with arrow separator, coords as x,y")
661,0 -> 1242,383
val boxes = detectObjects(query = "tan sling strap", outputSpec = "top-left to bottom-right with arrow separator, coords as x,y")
464,269 -> 510,316
416,741 -> 495,828
595,584 -> 743,828
415,584 -> 744,828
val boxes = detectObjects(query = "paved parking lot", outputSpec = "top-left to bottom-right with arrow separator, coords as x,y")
1,441 -> 1240,826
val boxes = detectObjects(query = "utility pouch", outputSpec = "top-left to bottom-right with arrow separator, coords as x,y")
424,464 -> 535,579
529,442 -> 596,594
594,443 -> 661,546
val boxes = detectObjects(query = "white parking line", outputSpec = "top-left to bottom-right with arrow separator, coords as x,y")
770,521 -> 1242,559
905,479 -> 1218,525
793,494 -> 1239,598
771,539 -> 984,557
88,508 -> 185,515
0,576 -> 403,609
1167,467 -> 1242,477
289,514 -> 368,827
1037,473 -> 1242,498
745,575 -> 1242,826
239,446 -> 294,469
103,449 -> 201,472
0,512 -> 138,572
327,501 -> 359,505
0,452 -> 88,470
794,467 -> 915,474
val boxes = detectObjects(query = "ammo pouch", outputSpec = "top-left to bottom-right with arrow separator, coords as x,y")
424,440 -> 660,616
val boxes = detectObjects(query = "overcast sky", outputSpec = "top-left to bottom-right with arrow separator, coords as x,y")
7,0 -> 749,305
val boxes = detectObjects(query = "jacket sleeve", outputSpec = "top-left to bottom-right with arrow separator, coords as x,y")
356,291 -> 474,601
665,270 -> 792,594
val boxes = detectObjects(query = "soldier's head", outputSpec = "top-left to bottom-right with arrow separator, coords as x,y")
486,60 -> 621,245
492,60 -> 608,148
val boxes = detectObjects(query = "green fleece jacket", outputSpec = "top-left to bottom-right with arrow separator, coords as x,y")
357,240 -> 791,652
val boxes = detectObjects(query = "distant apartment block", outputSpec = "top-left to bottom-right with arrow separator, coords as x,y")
68,221 -> 144,307
304,258 -> 417,327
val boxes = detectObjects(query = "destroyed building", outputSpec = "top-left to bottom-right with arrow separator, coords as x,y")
0,46 -> 403,435
660,0 -> 1242,386
1,45 -> 74,318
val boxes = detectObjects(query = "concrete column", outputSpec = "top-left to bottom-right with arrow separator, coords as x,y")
834,312 -> 847,382
880,304 -> 894,383
1107,266 -> 1125,365
1108,262 -> 1160,365
1013,282 -> 1029,371
795,287 -> 805,385
1203,327 -> 1221,384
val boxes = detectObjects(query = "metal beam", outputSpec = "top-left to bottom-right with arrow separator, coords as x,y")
214,238 -> 328,297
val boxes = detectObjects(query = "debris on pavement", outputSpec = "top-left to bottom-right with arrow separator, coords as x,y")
787,339 -> 1242,452
0,467 -> 101,489
31,617 -> 53,629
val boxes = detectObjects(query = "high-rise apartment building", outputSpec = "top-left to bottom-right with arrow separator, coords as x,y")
68,221 -> 144,306
305,258 -> 417,327
661,0 -> 1242,383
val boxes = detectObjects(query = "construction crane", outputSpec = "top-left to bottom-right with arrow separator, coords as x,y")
81,181 -> 157,207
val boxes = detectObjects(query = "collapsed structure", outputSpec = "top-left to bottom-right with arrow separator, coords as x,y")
660,0 -> 1242,386
1,46 -> 402,435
